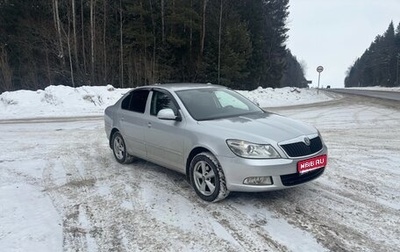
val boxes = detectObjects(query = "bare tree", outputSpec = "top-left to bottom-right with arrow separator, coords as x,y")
66,21 -> 75,87
65,0 -> 76,87
103,0 -> 107,85
81,0 -> 87,74
161,0 -> 165,43
71,0 -> 79,70
149,0 -> 157,83
90,0 -> 96,85
0,45 -> 13,91
189,0 -> 193,58
119,0 -> 124,87
53,0 -> 64,65
200,0 -> 208,56
217,0 -> 225,85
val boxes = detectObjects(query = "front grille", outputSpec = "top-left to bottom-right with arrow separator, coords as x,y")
281,168 -> 325,186
280,136 -> 323,157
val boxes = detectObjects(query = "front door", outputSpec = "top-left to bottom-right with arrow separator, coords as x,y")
145,90 -> 186,172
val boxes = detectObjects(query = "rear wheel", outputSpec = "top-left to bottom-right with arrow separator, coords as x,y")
111,132 -> 134,164
189,152 -> 229,202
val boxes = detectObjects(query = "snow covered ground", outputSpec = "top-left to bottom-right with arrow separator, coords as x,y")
1,85 -> 399,251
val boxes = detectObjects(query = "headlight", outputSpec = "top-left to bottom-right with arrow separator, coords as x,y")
226,139 -> 281,159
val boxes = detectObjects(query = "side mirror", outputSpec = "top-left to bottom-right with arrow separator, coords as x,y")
157,108 -> 181,121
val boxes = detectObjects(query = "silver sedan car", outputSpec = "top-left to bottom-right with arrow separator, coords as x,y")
104,84 -> 328,202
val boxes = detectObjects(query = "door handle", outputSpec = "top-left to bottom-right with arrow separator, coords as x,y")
147,122 -> 152,128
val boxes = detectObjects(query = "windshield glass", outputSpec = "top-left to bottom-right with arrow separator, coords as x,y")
176,88 -> 264,120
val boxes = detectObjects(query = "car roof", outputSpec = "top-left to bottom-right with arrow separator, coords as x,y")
136,83 -> 226,92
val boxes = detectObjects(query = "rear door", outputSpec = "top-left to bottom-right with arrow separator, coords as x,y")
119,89 -> 150,159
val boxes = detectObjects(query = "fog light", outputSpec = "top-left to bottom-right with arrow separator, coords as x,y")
243,176 -> 273,185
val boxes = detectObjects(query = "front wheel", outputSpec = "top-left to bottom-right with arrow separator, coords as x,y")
111,132 -> 134,164
189,152 -> 230,202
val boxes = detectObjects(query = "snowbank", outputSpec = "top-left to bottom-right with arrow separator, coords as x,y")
347,86 -> 400,92
237,86 -> 332,107
0,85 -> 333,120
0,85 -> 130,119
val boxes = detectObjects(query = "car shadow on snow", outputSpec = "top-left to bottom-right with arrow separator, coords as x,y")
122,157 -> 311,204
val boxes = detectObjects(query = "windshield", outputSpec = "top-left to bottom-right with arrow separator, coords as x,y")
176,88 -> 264,120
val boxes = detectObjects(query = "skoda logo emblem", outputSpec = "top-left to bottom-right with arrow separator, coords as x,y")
304,137 -> 311,146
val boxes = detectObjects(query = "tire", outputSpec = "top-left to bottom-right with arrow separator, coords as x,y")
111,132 -> 134,164
189,152 -> 230,202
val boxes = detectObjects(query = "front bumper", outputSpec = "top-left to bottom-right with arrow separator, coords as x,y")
218,145 -> 328,192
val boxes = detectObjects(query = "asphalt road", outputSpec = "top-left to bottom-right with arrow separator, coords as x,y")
327,88 -> 400,102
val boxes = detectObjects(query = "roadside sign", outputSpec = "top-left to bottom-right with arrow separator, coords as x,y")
316,66 -> 324,93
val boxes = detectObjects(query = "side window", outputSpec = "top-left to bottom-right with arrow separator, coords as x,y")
121,93 -> 132,110
121,89 -> 150,113
150,90 -> 178,116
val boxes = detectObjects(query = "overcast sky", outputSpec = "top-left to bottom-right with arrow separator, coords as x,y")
286,0 -> 400,88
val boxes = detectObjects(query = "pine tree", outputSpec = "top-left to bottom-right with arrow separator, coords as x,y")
345,22 -> 400,87
281,50 -> 307,87
0,0 -> 305,92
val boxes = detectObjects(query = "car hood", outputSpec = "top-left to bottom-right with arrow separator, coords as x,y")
198,112 -> 317,143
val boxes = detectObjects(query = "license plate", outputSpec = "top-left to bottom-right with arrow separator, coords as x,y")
297,155 -> 327,174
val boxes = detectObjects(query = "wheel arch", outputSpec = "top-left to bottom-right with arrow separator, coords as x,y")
186,146 -> 216,181
186,146 -> 230,202
109,128 -> 120,149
